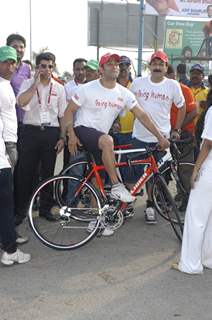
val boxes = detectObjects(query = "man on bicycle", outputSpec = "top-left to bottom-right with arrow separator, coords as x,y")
131,51 -> 186,224
64,52 -> 169,204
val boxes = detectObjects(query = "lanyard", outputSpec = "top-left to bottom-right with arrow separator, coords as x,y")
36,83 -> 53,107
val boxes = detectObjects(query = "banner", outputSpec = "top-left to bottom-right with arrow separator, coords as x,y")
164,19 -> 209,71
145,0 -> 212,18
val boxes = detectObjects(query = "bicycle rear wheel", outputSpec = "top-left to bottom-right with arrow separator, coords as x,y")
28,175 -> 102,250
152,175 -> 183,241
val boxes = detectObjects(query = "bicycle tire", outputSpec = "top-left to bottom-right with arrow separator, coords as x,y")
160,162 -> 194,223
152,174 -> 183,241
28,175 -> 102,250
60,159 -> 89,176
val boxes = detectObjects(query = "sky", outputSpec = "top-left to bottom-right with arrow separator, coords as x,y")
0,0 -> 136,74
1,0 -> 207,75
0,0 -> 152,75
0,0 -> 97,74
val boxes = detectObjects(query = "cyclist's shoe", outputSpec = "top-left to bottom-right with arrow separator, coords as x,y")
145,207 -> 157,224
87,221 -> 114,236
111,183 -> 135,203
1,249 -> 31,266
124,203 -> 135,219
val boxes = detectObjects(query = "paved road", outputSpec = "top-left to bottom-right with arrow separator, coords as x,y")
1,155 -> 212,320
1,195 -> 212,320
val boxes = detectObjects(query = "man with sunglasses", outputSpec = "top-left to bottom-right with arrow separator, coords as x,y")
14,52 -> 67,224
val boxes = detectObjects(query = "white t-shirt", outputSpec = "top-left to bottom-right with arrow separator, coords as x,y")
17,78 -> 67,127
131,75 -> 185,142
0,116 -> 10,169
72,79 -> 137,134
201,106 -> 212,169
0,77 -> 17,142
64,79 -> 84,102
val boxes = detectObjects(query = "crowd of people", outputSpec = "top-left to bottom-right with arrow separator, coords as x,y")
1,33 -> 212,274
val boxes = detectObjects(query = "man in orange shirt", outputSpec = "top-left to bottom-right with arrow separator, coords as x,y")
167,65 -> 197,210
167,65 -> 197,139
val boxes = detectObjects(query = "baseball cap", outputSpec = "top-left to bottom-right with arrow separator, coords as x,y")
99,53 -> 120,67
85,59 -> 99,71
190,64 -> 204,73
119,55 -> 131,65
0,46 -> 17,63
150,51 -> 168,63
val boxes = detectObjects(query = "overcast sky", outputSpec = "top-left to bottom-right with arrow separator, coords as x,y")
1,0 -> 206,75
0,0 -> 97,73
0,0 -> 150,74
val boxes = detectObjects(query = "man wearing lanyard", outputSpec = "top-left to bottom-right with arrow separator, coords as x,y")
15,52 -> 66,224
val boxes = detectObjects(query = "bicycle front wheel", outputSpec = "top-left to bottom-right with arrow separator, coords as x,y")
28,175 -> 102,250
152,175 -> 183,241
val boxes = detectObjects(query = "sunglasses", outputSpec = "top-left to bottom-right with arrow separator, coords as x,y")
39,64 -> 54,69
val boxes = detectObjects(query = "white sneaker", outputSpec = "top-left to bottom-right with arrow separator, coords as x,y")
101,227 -> 114,236
145,207 -> 157,224
16,233 -> 29,245
1,249 -> 31,266
111,183 -> 135,203
87,221 -> 114,237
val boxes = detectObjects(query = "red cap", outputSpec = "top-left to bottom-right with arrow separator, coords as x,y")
150,51 -> 168,63
99,53 -> 120,67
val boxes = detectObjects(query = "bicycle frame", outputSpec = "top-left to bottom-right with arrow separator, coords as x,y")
73,147 -> 162,207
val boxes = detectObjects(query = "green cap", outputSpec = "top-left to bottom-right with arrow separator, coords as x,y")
85,59 -> 99,71
0,46 -> 17,63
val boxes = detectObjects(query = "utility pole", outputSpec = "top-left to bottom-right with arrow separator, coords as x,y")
29,0 -> 33,61
137,0 -> 145,76
96,8 -> 100,61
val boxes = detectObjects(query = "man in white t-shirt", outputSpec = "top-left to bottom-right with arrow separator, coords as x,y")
0,46 -> 18,169
64,58 -> 87,102
64,52 -> 170,206
0,46 -> 30,266
131,50 -> 186,224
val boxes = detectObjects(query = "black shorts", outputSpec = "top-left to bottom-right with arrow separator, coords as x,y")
74,126 -> 105,165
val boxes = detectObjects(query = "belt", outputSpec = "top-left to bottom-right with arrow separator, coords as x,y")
23,124 -> 59,131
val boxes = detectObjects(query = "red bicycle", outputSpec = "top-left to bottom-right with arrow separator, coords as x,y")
28,144 -> 183,250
